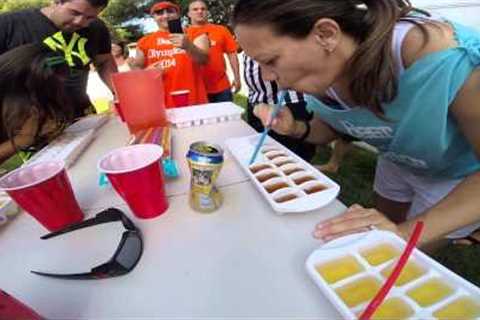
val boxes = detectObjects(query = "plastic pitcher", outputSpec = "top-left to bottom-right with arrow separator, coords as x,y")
112,70 -> 168,133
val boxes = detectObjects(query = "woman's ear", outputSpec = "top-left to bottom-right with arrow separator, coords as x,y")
311,18 -> 341,53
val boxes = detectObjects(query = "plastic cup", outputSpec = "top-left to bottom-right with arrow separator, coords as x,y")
98,144 -> 168,219
0,161 -> 84,231
171,90 -> 190,108
0,289 -> 44,320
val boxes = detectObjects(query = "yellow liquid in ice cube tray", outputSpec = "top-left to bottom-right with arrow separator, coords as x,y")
335,276 -> 382,308
381,261 -> 425,286
315,255 -> 364,284
433,297 -> 480,319
369,297 -> 414,320
407,278 -> 454,307
360,243 -> 400,266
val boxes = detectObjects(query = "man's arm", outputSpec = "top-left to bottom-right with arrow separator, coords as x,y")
93,53 -> 117,92
127,49 -> 146,70
227,52 -> 241,93
170,33 -> 209,65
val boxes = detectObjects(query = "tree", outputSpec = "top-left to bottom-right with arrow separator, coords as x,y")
0,0 -> 237,42
0,0 -> 49,12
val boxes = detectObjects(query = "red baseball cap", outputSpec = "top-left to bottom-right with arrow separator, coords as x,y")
150,1 -> 180,15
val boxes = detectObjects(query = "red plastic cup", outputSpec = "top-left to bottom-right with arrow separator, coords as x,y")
0,289 -> 44,320
0,161 -> 84,231
98,144 -> 168,219
170,90 -> 190,108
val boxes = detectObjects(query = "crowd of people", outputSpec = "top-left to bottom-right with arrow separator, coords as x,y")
0,0 -> 480,249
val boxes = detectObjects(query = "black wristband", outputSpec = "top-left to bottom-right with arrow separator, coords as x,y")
298,120 -> 311,142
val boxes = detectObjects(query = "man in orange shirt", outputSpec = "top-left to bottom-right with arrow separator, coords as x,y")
186,0 -> 241,103
130,1 -> 209,108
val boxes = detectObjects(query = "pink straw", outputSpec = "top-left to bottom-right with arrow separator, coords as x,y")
359,221 -> 424,320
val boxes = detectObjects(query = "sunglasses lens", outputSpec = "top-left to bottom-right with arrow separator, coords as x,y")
115,233 -> 142,270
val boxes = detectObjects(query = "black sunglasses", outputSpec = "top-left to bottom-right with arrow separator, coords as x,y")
31,208 -> 143,280
153,8 -> 177,15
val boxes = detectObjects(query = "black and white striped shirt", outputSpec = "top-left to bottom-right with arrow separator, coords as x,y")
242,53 -> 305,106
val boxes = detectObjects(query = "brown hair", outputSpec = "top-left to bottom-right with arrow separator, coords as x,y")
0,44 -> 74,149
232,0 -> 427,114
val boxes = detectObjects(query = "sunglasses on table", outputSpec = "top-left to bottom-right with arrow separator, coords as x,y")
31,208 -> 143,280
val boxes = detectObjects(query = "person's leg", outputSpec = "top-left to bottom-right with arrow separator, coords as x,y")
407,173 -> 480,245
317,138 -> 353,173
373,156 -> 413,223
207,89 -> 233,103
374,193 -> 411,224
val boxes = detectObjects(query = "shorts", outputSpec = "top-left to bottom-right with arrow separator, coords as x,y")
374,156 -> 480,238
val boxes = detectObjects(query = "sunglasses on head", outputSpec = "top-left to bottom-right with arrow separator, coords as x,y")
31,208 -> 143,280
153,8 -> 177,15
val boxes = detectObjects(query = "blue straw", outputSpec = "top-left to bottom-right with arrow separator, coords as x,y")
249,92 -> 286,165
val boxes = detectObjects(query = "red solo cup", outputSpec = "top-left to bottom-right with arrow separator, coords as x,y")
170,90 -> 190,107
0,289 -> 44,320
98,144 -> 168,219
0,161 -> 84,231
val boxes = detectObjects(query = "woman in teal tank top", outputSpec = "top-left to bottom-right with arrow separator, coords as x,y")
233,0 -> 480,247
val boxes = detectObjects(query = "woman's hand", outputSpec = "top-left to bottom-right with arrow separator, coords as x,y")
313,204 -> 405,242
253,103 -> 297,135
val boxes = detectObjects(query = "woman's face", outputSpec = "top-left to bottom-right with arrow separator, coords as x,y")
111,43 -> 123,57
235,23 -> 343,95
152,8 -> 179,31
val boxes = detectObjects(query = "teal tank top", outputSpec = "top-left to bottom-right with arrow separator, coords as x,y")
306,21 -> 480,179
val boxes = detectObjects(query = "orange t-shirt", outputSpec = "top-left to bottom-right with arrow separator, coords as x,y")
137,31 -> 208,108
186,24 -> 238,94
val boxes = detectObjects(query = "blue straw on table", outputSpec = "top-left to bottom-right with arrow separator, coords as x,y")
249,91 -> 286,165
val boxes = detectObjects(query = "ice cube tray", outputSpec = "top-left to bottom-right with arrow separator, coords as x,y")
225,134 -> 340,214
166,102 -> 243,128
305,230 -> 480,319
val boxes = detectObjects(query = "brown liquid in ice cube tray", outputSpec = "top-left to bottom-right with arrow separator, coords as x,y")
293,176 -> 316,185
264,182 -> 289,193
274,159 -> 295,167
256,172 -> 279,183
275,194 -> 298,203
304,184 -> 327,194
283,167 -> 304,175
249,164 -> 271,174
266,153 -> 286,160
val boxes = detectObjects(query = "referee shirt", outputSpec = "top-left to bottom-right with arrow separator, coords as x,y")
243,53 -> 306,106
242,53 -> 315,161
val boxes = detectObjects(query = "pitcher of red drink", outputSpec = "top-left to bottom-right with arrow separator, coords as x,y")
112,70 -> 168,133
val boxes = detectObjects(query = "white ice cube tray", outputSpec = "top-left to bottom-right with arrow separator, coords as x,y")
166,102 -> 243,128
225,134 -> 340,214
25,129 -> 95,168
305,230 -> 480,319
